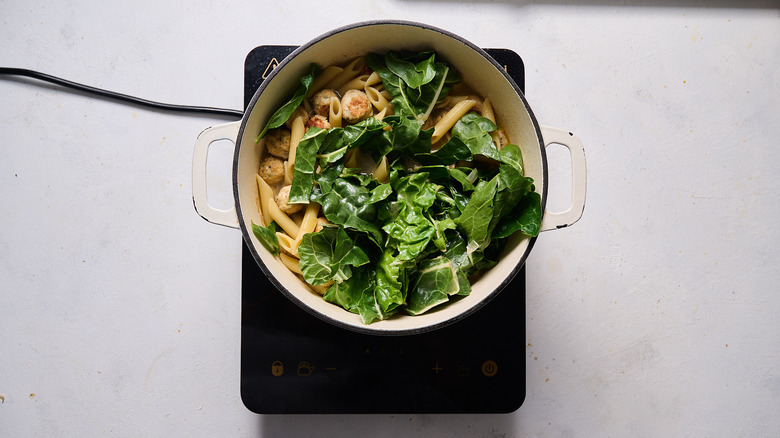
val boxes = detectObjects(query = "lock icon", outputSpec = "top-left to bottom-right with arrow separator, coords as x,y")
271,361 -> 284,377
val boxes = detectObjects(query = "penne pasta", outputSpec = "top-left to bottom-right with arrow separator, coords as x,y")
289,115 -> 305,166
365,71 -> 382,86
296,202 -> 320,239
431,99 -> 478,143
324,57 -> 365,91
266,194 -> 300,237
310,281 -> 334,295
329,96 -> 342,128
364,85 -> 389,112
373,155 -> 389,183
344,148 -> 359,168
283,160 -> 294,186
256,174 -> 274,226
481,98 -> 496,123
276,232 -> 298,256
287,202 -> 321,257
373,107 -> 388,121
337,74 -> 370,96
279,252 -> 303,274
480,98 -> 504,149
307,65 -> 343,98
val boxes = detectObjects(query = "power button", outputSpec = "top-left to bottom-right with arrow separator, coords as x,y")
481,360 -> 498,377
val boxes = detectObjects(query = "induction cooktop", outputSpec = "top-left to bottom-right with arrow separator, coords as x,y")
240,46 -> 527,414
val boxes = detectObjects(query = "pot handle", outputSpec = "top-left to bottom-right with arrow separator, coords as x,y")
539,126 -> 587,232
192,121 -> 241,229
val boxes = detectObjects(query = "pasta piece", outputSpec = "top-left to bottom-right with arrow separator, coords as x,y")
481,98 -> 496,123
373,107 -> 388,121
431,99 -> 478,143
296,202 -> 321,239
283,160 -> 294,186
276,232 -> 297,256
288,115 -> 305,166
266,194 -> 300,237
310,281 -> 334,295
324,57 -> 365,91
365,71 -> 382,86
307,65 -> 343,98
329,96 -> 342,128
365,85 -> 390,112
279,252 -> 303,274
373,155 -> 389,183
337,74 -> 370,96
344,148 -> 359,168
285,202 -> 321,256
479,98 -> 506,149
256,174 -> 274,226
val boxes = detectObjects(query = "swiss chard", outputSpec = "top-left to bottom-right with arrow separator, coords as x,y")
289,127 -> 327,204
297,227 -> 370,285
257,64 -> 320,141
260,51 -> 543,324
451,113 -> 501,161
251,221 -> 279,256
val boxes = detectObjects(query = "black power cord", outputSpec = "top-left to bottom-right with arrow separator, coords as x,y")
0,67 -> 244,118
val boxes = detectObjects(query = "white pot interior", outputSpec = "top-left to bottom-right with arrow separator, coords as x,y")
234,21 -> 546,334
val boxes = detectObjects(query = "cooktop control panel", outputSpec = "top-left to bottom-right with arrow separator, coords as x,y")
240,45 -> 527,414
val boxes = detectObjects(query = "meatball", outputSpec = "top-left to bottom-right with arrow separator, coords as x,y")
341,89 -> 372,124
310,89 -> 338,117
258,156 -> 285,185
275,185 -> 303,214
284,106 -> 309,129
305,115 -> 331,130
265,128 -> 291,159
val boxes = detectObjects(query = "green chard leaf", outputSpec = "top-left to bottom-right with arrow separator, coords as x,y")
257,63 -> 321,141
318,176 -> 383,244
492,188 -> 542,238
406,256 -> 461,315
453,176 -> 498,248
289,127 -> 327,204
498,143 -> 524,173
323,265 -> 393,324
251,221 -> 279,256
413,137 -> 472,166
385,51 -> 437,89
298,227 -> 370,285
451,113 -> 501,161
366,51 -> 459,123
375,249 -> 407,313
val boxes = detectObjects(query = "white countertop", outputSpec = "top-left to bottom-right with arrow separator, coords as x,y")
2,1 -> 779,436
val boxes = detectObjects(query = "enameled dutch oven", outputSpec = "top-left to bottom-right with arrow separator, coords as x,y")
192,20 -> 586,335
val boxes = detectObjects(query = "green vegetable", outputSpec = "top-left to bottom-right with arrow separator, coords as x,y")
262,51 -> 542,324
289,127 -> 327,204
451,113 -> 501,161
251,221 -> 279,256
256,64 -> 321,141
366,51 -> 460,123
298,227 -> 370,285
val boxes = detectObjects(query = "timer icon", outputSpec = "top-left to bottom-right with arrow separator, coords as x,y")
481,360 -> 498,377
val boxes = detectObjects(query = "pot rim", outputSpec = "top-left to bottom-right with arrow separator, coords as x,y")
232,19 -> 548,336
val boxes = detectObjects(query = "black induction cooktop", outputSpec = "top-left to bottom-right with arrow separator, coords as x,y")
240,46 -> 527,414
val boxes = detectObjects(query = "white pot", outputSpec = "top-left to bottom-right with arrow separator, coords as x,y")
192,20 -> 586,335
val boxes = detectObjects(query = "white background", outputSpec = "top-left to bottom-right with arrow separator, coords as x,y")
2,1 -> 779,436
